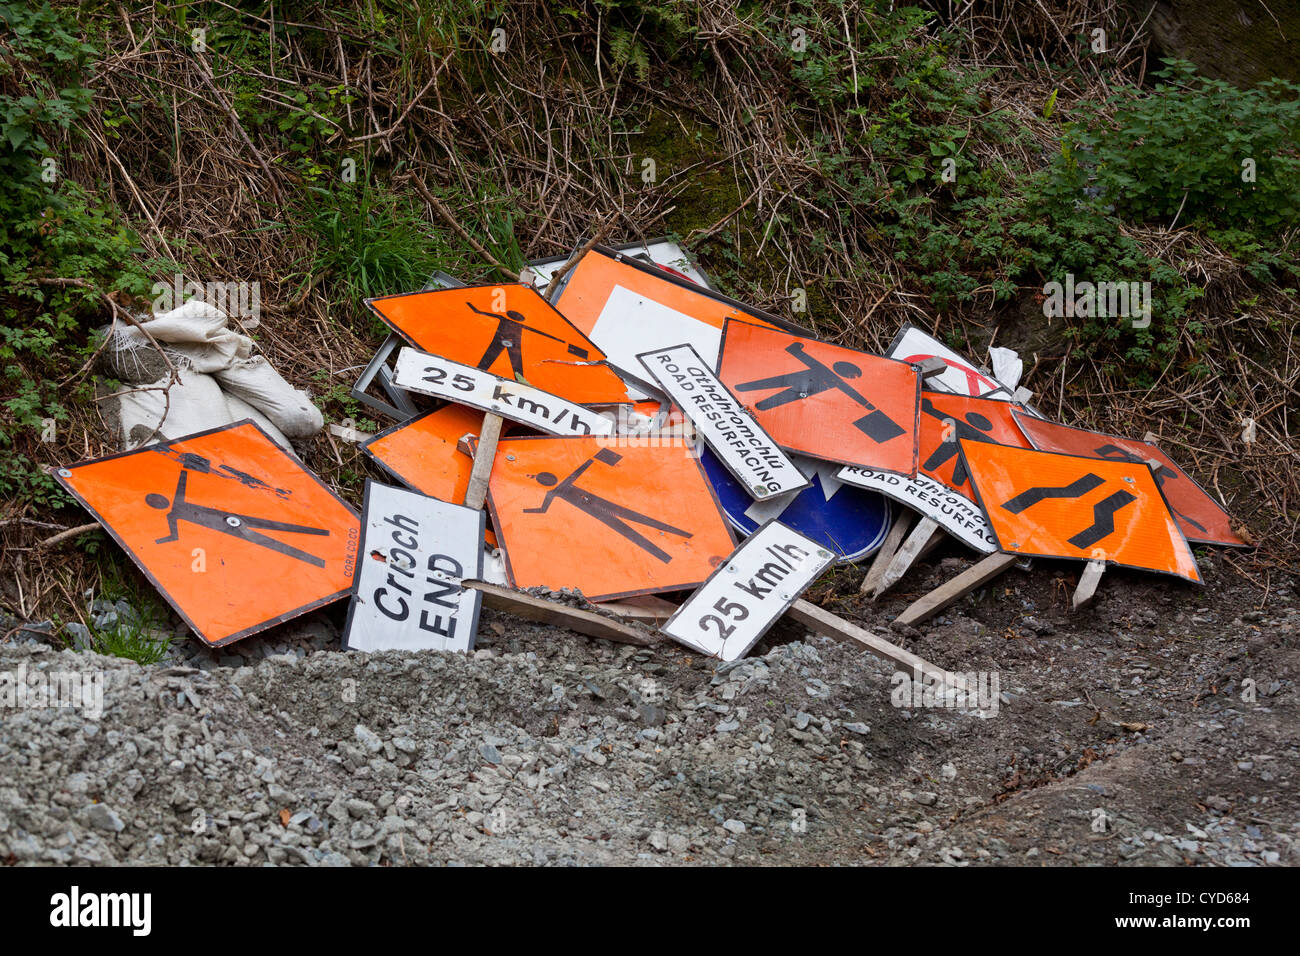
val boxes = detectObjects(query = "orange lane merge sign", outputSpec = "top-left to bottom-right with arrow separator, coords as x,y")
1012,413 -> 1247,548
487,437 -> 736,601
716,319 -> 920,475
55,421 -> 361,646
366,284 -> 630,405
958,439 -> 1201,582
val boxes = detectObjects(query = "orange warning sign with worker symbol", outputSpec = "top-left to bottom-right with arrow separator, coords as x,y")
918,392 -> 1030,498
487,436 -> 736,601
1012,413 -> 1248,548
54,421 -> 361,646
958,439 -> 1201,582
717,319 -> 920,476
366,284 -> 631,405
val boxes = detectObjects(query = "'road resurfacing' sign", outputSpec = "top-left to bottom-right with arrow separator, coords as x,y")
344,481 -> 484,653
638,343 -> 809,501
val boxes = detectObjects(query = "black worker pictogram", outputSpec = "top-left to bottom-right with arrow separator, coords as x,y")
921,396 -> 996,484
734,342 -> 906,444
147,467 -> 331,568
523,447 -> 692,563
466,301 -> 589,381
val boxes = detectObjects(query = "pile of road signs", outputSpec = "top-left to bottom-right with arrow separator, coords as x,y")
54,242 -> 1246,666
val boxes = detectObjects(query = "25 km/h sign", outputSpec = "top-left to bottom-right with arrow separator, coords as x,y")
638,343 -> 809,501
344,481 -> 484,654
717,319 -> 920,476
367,284 -> 630,405
393,347 -> 616,437
959,440 -> 1201,582
487,436 -> 736,601
54,421 -> 360,646
662,521 -> 834,661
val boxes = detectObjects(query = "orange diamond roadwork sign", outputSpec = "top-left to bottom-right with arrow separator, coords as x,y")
550,246 -> 786,396
1012,413 -> 1247,548
958,439 -> 1201,582
716,319 -> 920,476
55,420 -> 360,646
487,436 -> 736,601
366,283 -> 631,405
838,392 -> 1030,552
362,403 -> 487,503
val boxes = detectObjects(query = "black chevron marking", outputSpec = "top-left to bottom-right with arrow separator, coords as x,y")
1000,473 -> 1105,514
1068,490 -> 1137,549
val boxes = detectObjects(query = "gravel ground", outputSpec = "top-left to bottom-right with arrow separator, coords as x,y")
1,548 -> 1296,866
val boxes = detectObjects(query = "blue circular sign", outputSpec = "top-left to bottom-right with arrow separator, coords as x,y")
699,447 -> 893,563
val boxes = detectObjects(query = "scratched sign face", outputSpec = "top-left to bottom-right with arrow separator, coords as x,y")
55,421 -> 360,646
367,284 -> 630,405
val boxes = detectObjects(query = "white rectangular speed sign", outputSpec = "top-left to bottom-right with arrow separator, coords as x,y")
393,347 -> 616,437
661,521 -> 834,661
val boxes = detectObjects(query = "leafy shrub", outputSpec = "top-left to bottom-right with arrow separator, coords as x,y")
1051,60 -> 1300,241
0,2 -> 155,446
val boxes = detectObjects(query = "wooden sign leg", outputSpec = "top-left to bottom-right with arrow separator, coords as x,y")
1072,558 -> 1105,610
463,581 -> 654,646
860,508 -> 912,595
872,516 -> 944,600
787,599 -> 969,695
892,551 -> 1018,628
463,413 -> 504,511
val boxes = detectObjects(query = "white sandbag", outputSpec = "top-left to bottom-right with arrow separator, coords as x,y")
116,369 -> 231,448
213,355 -> 323,439
119,299 -> 253,374
223,393 -> 293,451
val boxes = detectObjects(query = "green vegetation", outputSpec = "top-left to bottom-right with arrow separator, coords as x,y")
1,0 -> 1297,615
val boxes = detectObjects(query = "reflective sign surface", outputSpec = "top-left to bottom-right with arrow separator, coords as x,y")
361,404 -> 484,503
488,436 -> 736,600
55,421 -> 361,646
367,284 -> 630,404
717,319 -> 920,475
960,440 -> 1201,582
